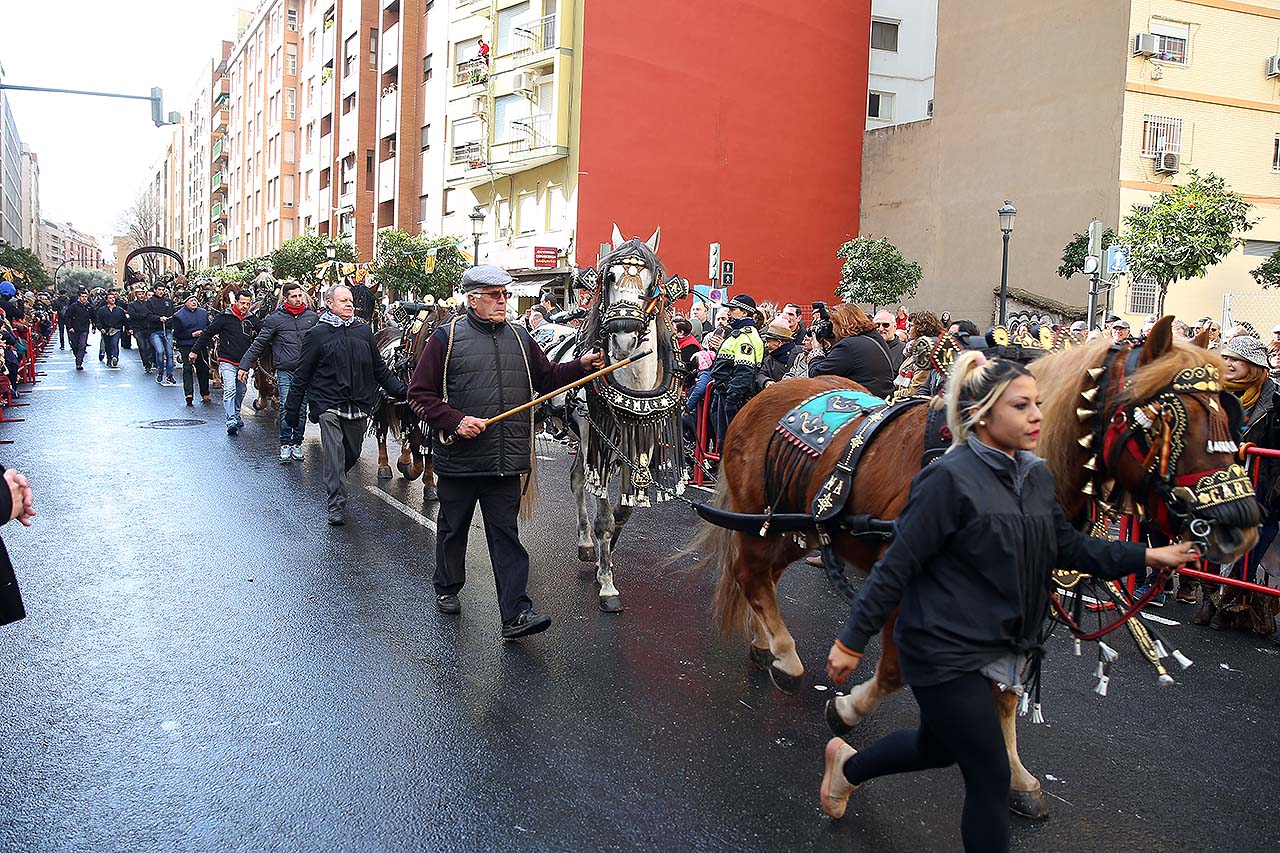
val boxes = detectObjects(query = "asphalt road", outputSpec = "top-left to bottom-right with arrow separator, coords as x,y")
1,338 -> 1278,852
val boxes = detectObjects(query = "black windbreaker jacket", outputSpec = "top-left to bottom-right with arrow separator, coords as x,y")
284,320 -> 405,424
838,442 -> 1145,687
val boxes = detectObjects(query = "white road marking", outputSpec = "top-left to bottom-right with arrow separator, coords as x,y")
30,385 -> 68,391
687,484 -> 715,493
536,455 -> 557,461
365,485 -> 436,531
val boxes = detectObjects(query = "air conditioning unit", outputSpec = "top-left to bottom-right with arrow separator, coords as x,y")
1268,54 -> 1280,77
512,71 -> 537,94
471,95 -> 487,116
1155,151 -> 1180,174
1133,33 -> 1158,56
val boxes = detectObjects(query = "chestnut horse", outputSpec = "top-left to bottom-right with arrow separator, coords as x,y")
696,318 -> 1259,818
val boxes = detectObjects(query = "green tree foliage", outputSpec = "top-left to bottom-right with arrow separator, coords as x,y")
59,266 -> 115,294
1057,227 -> 1117,278
372,229 -> 467,299
270,236 -> 357,285
1249,247 -> 1280,289
835,236 -> 922,307
1122,170 -> 1255,314
0,244 -> 51,289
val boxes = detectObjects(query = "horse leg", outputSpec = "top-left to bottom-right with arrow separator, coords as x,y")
375,424 -> 393,480
594,495 -> 623,613
396,442 -> 413,478
407,444 -> 425,481
738,566 -> 803,693
421,455 -> 438,502
747,609 -> 776,671
570,446 -> 595,563
831,612 -> 904,729
996,689 -> 1051,820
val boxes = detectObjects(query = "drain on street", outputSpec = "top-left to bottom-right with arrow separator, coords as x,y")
140,419 -> 207,429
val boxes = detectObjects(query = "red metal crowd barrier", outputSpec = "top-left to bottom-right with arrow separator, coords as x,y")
690,380 -> 719,487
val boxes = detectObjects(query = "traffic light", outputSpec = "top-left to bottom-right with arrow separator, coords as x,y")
150,87 -> 164,127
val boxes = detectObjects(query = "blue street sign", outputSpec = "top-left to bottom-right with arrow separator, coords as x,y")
1105,246 -> 1128,276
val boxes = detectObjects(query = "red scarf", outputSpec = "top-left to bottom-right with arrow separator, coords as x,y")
231,305 -> 248,320
282,302 -> 307,316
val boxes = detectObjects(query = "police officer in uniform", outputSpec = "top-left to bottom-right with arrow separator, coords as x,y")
711,293 -> 764,444
407,265 -> 605,640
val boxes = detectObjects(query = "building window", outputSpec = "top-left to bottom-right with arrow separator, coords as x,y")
340,155 -> 355,194
285,88 -> 297,120
286,45 -> 298,77
450,119 -> 482,163
365,149 -> 374,185
496,2 -> 531,55
1140,114 -> 1182,156
443,187 -> 454,216
454,38 -> 482,85
422,53 -> 433,82
517,191 -> 539,235
419,194 -> 429,222
369,28 -> 379,67
868,91 -> 894,121
1128,277 -> 1159,315
493,94 -> 523,143
1272,136 -> 1280,172
871,19 -> 899,52
344,34 -> 358,77
1149,19 -> 1189,65
287,6 -> 299,31
420,123 -> 431,151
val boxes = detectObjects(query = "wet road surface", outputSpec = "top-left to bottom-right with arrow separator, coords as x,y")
2,339 -> 1278,852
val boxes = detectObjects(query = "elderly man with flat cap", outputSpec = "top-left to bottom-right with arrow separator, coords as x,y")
407,265 -> 604,640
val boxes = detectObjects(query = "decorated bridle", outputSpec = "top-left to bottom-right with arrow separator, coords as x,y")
577,243 -> 689,352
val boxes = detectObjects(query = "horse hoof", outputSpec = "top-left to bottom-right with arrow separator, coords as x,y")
748,645 -> 775,671
769,665 -> 803,695
599,595 -> 624,613
424,487 -> 438,502
377,466 -> 393,480
825,699 -> 854,736
578,546 -> 597,563
396,462 -> 411,477
1008,789 -> 1051,821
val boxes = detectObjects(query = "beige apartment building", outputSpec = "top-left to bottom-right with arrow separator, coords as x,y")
861,0 -> 1280,329
19,143 -> 40,256
184,44 -> 234,272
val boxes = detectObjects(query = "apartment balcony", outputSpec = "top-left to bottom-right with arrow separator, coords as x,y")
378,156 -> 397,203
319,131 -> 333,166
210,201 -> 226,222
513,14 -> 557,66
455,0 -> 490,19
210,232 -> 225,253
212,109 -> 228,134
454,57 -> 489,88
214,78 -> 230,100
320,78 -> 334,116
381,22 -> 400,73
212,92 -> 230,114
450,140 -> 484,166
211,138 -> 227,163
338,118 -> 357,157
382,0 -> 399,9
379,89 -> 398,138
321,27 -> 335,65
211,171 -> 227,191
318,190 -> 331,221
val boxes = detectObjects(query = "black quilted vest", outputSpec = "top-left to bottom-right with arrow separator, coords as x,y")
433,312 -> 536,477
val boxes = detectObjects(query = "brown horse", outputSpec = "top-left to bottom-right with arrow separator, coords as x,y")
697,317 -> 1259,817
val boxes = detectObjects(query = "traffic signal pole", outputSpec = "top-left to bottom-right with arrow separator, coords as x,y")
0,83 -> 178,126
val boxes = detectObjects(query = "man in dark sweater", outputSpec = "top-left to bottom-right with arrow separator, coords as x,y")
406,265 -> 604,640
143,282 -> 178,385
284,285 -> 405,525
239,282 -> 319,461
62,290 -> 94,370
94,290 -> 128,368
192,290 -> 261,435
125,284 -> 155,373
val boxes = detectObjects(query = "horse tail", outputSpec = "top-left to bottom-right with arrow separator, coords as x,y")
684,477 -> 749,640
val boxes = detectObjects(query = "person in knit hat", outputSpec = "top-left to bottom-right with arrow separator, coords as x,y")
710,293 -> 764,442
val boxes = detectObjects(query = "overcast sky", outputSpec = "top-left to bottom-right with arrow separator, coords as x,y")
1,0 -> 252,258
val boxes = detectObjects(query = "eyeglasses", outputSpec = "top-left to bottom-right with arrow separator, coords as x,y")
875,322 -> 893,328
477,290 -> 512,301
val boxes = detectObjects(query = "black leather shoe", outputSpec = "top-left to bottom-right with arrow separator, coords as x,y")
327,512 -> 345,526
435,594 -> 461,615
501,609 -> 551,640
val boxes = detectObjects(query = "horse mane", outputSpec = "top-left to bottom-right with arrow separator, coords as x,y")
1032,338 -> 1226,518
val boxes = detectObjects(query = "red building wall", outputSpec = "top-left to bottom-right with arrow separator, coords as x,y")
575,0 -> 871,310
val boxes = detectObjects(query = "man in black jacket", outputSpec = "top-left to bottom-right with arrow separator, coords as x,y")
62,290 -> 94,370
94,290 -> 128,368
0,464 -> 35,627
125,284 -> 155,373
284,285 -> 405,525
52,292 -> 68,349
143,282 -> 178,385
405,265 -> 603,639
193,290 -> 261,435
239,282 -> 319,461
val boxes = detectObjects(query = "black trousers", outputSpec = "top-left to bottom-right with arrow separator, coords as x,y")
70,330 -> 89,364
843,671 -> 1011,853
434,474 -> 531,623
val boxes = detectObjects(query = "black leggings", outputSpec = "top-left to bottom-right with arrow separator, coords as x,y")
843,671 -> 1011,852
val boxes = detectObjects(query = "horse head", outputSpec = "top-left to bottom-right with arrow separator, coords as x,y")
1037,317 -> 1259,564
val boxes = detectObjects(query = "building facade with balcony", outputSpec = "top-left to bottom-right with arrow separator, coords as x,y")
860,0 -> 1280,328
19,143 -> 40,255
184,44 -> 234,272
0,71 -> 23,249
44,220 -> 105,272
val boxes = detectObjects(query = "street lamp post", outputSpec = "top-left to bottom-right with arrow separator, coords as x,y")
997,200 -> 1017,326
468,208 -> 486,268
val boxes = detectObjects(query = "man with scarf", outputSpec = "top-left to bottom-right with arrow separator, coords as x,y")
711,293 -> 764,444
406,265 -> 604,640
192,290 -> 261,435
754,317 -> 802,394
239,282 -> 319,462
284,285 -> 405,526
1197,335 -> 1279,637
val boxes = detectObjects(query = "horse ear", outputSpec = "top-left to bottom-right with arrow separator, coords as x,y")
1139,315 -> 1175,366
611,224 -> 625,250
1192,328 -> 1212,349
646,226 -> 661,254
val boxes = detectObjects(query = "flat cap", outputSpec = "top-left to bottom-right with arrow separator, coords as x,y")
460,264 -> 513,292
